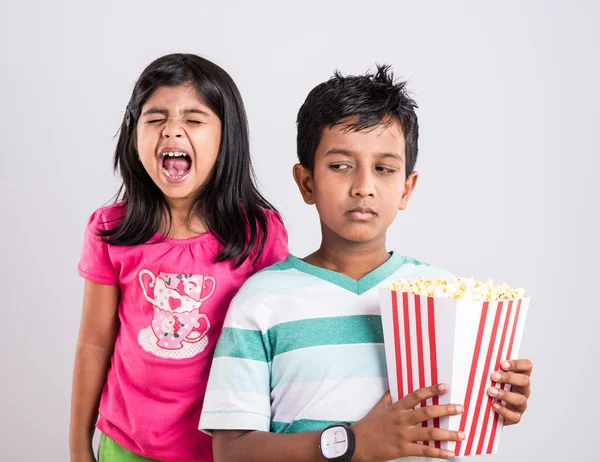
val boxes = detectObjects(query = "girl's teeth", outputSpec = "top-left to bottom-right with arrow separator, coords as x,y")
163,167 -> 188,179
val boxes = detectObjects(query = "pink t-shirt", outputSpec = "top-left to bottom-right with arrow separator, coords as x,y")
78,202 -> 289,461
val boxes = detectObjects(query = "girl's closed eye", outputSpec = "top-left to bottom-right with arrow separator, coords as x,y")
146,118 -> 203,125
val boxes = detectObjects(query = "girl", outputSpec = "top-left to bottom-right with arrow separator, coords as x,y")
70,54 -> 288,462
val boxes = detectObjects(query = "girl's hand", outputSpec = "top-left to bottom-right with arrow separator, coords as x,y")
70,447 -> 97,462
487,359 -> 532,425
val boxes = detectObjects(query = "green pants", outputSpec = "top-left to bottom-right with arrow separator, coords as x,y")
99,434 -> 158,462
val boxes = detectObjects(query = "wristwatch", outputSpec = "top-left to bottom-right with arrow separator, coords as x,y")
319,422 -> 355,461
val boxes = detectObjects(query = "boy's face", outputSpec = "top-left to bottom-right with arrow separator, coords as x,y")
294,118 -> 418,245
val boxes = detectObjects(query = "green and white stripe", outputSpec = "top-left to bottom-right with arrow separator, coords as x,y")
199,252 -> 453,454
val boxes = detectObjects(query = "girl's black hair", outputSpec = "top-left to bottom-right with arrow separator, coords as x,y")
101,53 -> 275,267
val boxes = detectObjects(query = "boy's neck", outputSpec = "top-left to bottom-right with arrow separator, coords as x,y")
303,234 -> 390,281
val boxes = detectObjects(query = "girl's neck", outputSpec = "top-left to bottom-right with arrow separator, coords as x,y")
163,199 -> 206,239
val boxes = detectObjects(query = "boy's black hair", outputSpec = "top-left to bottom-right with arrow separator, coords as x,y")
102,53 -> 274,267
296,64 -> 419,176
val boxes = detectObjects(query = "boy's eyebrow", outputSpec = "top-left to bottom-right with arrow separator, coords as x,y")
141,108 -> 211,117
378,152 -> 404,162
325,148 -> 404,161
325,149 -> 355,157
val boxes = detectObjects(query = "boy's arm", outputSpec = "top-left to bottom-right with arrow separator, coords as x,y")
212,386 -> 464,462
214,430 -> 324,462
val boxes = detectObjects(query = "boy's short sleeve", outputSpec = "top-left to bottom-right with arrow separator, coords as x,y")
199,285 -> 272,433
252,210 -> 289,273
77,209 -> 119,285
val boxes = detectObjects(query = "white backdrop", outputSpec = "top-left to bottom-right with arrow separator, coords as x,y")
1,1 -> 598,460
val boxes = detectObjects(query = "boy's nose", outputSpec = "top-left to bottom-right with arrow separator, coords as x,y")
351,170 -> 376,197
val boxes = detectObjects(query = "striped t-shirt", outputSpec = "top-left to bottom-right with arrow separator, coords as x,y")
199,252 -> 454,462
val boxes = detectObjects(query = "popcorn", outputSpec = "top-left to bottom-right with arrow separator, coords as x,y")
380,278 -> 530,457
389,276 -> 525,301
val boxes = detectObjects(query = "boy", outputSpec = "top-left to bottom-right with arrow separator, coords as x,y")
199,66 -> 533,461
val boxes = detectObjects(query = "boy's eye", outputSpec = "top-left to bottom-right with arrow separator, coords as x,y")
147,119 -> 166,124
376,166 -> 397,174
330,164 -> 351,170
187,120 -> 202,124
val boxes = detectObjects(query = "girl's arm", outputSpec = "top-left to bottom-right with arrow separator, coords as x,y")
70,281 -> 120,462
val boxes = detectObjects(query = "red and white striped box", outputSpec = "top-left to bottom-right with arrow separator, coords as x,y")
379,289 -> 529,457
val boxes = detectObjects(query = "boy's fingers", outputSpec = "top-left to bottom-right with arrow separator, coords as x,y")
410,404 -> 463,424
500,359 -> 532,374
492,401 -> 523,425
409,443 -> 456,460
487,387 -> 527,410
490,371 -> 531,391
412,427 -> 466,443
375,391 -> 392,408
395,384 -> 448,410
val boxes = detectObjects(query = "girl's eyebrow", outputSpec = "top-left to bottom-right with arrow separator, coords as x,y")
184,108 -> 211,117
141,108 -> 211,117
141,108 -> 168,117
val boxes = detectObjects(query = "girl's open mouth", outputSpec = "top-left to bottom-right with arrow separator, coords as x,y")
161,151 -> 191,181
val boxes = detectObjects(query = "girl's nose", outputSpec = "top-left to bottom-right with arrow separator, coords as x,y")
162,119 -> 184,138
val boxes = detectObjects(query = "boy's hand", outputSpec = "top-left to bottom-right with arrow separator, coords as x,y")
487,359 -> 532,425
351,384 -> 464,462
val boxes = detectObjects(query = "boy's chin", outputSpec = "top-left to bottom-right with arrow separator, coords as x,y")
336,228 -> 384,244
321,220 -> 387,245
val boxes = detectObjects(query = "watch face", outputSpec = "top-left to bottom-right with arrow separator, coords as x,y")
320,426 -> 349,459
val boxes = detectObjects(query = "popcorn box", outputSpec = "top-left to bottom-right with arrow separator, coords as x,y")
379,281 -> 529,457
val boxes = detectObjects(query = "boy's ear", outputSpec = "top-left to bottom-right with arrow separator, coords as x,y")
399,171 -> 419,210
293,163 -> 315,205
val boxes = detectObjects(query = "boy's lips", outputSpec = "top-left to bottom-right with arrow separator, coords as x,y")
347,207 -> 377,221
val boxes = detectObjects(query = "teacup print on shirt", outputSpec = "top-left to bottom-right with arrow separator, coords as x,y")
138,269 -> 216,359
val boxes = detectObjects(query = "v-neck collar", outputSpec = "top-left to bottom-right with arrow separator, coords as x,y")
283,252 -> 406,295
